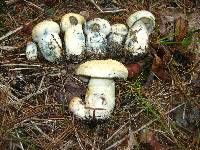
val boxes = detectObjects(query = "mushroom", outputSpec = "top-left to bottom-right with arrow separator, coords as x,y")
126,10 -> 155,35
69,59 -> 128,120
84,18 -> 111,56
32,20 -> 62,62
108,23 -> 128,45
125,20 -> 149,55
26,42 -> 37,61
60,13 -> 86,56
125,10 -> 155,56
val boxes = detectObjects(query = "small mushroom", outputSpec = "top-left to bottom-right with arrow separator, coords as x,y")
108,23 -> 128,45
69,59 -> 128,120
32,20 -> 62,62
84,18 -> 111,56
125,10 -> 155,56
26,42 -> 37,61
60,13 -> 86,57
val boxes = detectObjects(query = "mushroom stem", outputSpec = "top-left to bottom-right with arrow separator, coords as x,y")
70,78 -> 115,119
125,20 -> 149,55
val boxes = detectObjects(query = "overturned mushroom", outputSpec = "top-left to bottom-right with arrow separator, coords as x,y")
125,10 -> 155,56
60,13 -> 86,57
69,59 -> 128,120
84,18 -> 111,56
32,20 -> 62,62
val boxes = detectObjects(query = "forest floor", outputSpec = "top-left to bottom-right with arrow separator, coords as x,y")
0,0 -> 200,149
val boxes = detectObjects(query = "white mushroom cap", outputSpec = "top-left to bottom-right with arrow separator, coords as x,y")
38,32 -> 62,62
76,59 -> 128,79
26,42 -> 37,61
64,24 -> 86,55
84,18 -> 111,35
109,23 -> 128,44
60,13 -> 86,32
32,20 -> 60,42
111,24 -> 128,36
125,20 -> 149,55
127,10 -> 155,34
86,32 -> 107,52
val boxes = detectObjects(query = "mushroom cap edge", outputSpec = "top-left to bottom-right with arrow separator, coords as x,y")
126,10 -> 155,33
76,59 -> 128,79
32,20 -> 60,42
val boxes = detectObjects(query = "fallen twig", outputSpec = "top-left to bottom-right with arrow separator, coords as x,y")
30,120 -> 53,142
0,18 -> 39,42
105,135 -> 127,150
20,86 -> 52,102
74,129 -> 87,150
104,109 -> 145,144
16,132 -> 25,150
23,0 -> 44,12
1,63 -> 40,67
88,0 -> 127,13
0,46 -> 19,51
5,0 -> 19,5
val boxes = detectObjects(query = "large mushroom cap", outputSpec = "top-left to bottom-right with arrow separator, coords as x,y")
32,20 -> 60,42
60,13 -> 85,32
126,10 -> 155,33
84,18 -> 111,35
76,59 -> 128,79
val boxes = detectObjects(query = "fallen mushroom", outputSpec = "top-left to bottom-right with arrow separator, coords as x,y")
84,18 -> 111,56
26,41 -> 37,61
125,10 -> 155,56
60,13 -> 86,57
69,59 -> 128,119
32,20 -> 62,62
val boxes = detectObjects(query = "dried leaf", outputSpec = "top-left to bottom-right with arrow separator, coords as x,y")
125,63 -> 142,78
152,54 -> 170,82
139,130 -> 164,150
174,17 -> 188,42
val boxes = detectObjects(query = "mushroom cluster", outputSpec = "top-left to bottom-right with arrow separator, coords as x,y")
26,10 -> 156,63
25,10 -> 156,120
